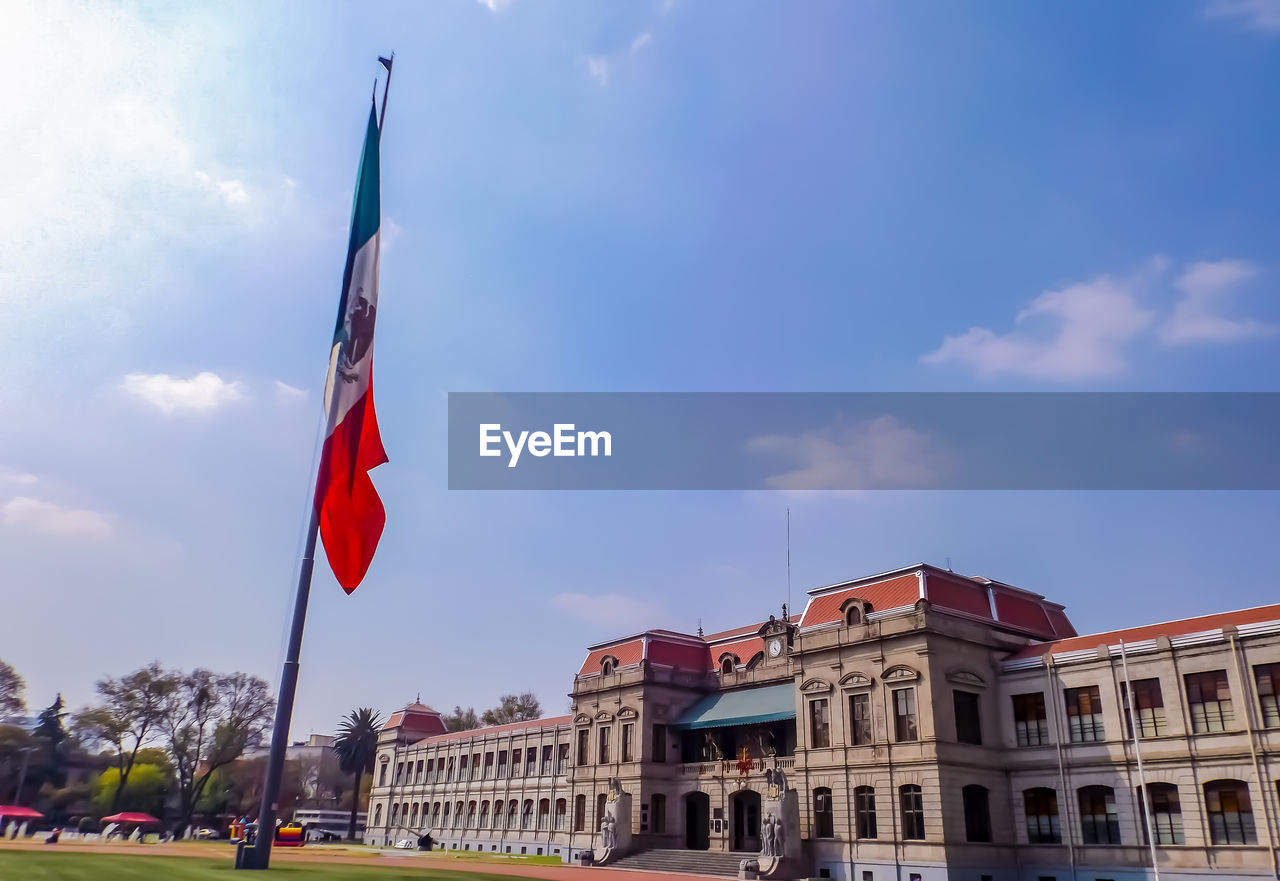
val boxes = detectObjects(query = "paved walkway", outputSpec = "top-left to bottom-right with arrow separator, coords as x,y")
0,839 -> 723,881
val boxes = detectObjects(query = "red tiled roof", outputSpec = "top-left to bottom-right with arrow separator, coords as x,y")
800,574 -> 920,627
926,574 -> 993,619
647,639 -> 711,671
384,702 -> 448,735
1007,604 -> 1280,661
579,639 -> 645,675
416,714 -> 574,746
993,590 -> 1054,635
702,616 -> 799,643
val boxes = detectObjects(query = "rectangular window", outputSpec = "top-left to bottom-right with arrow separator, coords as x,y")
1064,685 -> 1105,742
510,749 -> 522,777
472,753 -> 482,780
395,761 -> 404,784
525,746 -> 537,775
542,745 -> 553,776
1121,678 -> 1167,739
849,692 -> 872,745
1024,788 -> 1060,844
810,698 -> 831,748
899,786 -> 924,840
652,723 -> 667,762
1206,783 -> 1257,845
954,690 -> 982,745
893,688 -> 918,742
459,755 -> 468,781
415,760 -> 423,783
378,764 -> 387,786
813,788 -> 834,838
622,723 -> 635,762
446,757 -> 456,782
1255,663 -> 1279,728
496,752 -> 507,777
1185,670 -> 1233,733
854,786 -> 877,838
483,752 -> 494,779
963,785 -> 991,842
558,743 -> 570,775
598,726 -> 611,764
1013,692 -> 1048,747
1137,785 -> 1185,845
577,730 -> 590,765
1078,787 -> 1121,845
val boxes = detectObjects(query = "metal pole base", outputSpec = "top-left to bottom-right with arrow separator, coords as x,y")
234,840 -> 270,870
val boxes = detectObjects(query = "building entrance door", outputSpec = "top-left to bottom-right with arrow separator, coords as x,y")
730,790 -> 761,852
682,792 -> 710,850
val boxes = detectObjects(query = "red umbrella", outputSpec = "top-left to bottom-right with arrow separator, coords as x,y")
101,812 -> 161,825
0,805 -> 43,820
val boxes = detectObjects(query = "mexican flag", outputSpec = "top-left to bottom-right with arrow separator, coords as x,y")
316,101 -> 388,593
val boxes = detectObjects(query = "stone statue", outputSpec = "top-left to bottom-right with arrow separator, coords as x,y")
760,813 -> 775,857
772,814 -> 786,857
600,813 -> 616,849
764,766 -> 789,798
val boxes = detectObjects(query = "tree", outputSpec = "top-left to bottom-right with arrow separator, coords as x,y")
0,658 -> 24,721
0,724 -> 41,804
34,694 -> 68,788
158,669 -> 273,836
443,706 -> 480,732
332,708 -> 381,840
91,763 -> 170,816
481,692 -> 542,726
72,662 -> 178,811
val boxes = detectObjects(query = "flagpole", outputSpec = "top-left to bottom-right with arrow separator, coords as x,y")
378,54 -> 394,131
235,55 -> 393,871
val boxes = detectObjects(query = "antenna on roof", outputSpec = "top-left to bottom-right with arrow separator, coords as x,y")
946,556 -> 953,572
786,508 -> 792,619
697,619 -> 703,638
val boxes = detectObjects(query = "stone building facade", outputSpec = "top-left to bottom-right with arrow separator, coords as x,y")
365,563 -> 1280,880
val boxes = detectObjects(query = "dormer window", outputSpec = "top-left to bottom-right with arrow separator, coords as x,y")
845,606 -> 862,626
721,657 -> 735,675
601,656 -> 616,676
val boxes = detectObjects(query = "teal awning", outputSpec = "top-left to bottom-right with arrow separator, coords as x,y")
671,684 -> 797,731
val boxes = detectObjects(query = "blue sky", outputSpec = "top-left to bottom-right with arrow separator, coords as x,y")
2,0 -> 1279,735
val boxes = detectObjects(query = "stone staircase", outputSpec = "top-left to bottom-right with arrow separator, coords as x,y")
607,848 -> 754,877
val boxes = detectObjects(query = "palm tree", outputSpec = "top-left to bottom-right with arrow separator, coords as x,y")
332,708 -> 382,841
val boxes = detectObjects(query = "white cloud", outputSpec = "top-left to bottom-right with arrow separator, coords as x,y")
922,274 -> 1154,381
2,496 -> 113,540
274,380 -> 309,402
475,0 -> 514,11
747,415 -> 947,490
1205,0 -> 1280,31
551,592 -> 662,629
121,371 -> 244,413
0,468 -> 38,487
631,32 -> 653,54
586,56 -> 610,87
1158,259 -> 1277,345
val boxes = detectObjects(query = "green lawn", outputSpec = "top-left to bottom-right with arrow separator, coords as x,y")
0,851 -> 538,881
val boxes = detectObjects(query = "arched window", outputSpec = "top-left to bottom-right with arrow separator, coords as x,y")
602,657 -> 616,675
1024,788 -> 1060,844
574,794 -> 587,832
508,799 -> 518,829
745,652 -> 765,671
1078,785 -> 1120,844
522,799 -> 534,829
390,803 -> 400,827
454,800 -> 464,829
555,798 -> 567,831
467,801 -> 477,829
812,787 -> 834,838
720,656 -> 736,675
1137,783 -> 1184,845
1204,780 -> 1257,845
854,786 -> 877,839
538,798 -> 551,830
442,802 -> 451,828
480,801 -> 491,829
410,803 -> 419,828
845,606 -> 863,626
963,785 -> 991,842
492,800 -> 502,830
431,802 -> 441,829
373,803 -> 383,827
378,760 -> 388,786
899,785 -> 924,840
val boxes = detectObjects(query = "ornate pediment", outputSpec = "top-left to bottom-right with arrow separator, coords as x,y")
839,672 -> 873,689
946,669 -> 986,688
799,678 -> 832,693
759,614 -> 793,637
595,710 -> 614,722
880,664 -> 920,682
618,706 -> 638,720
574,713 -> 592,725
